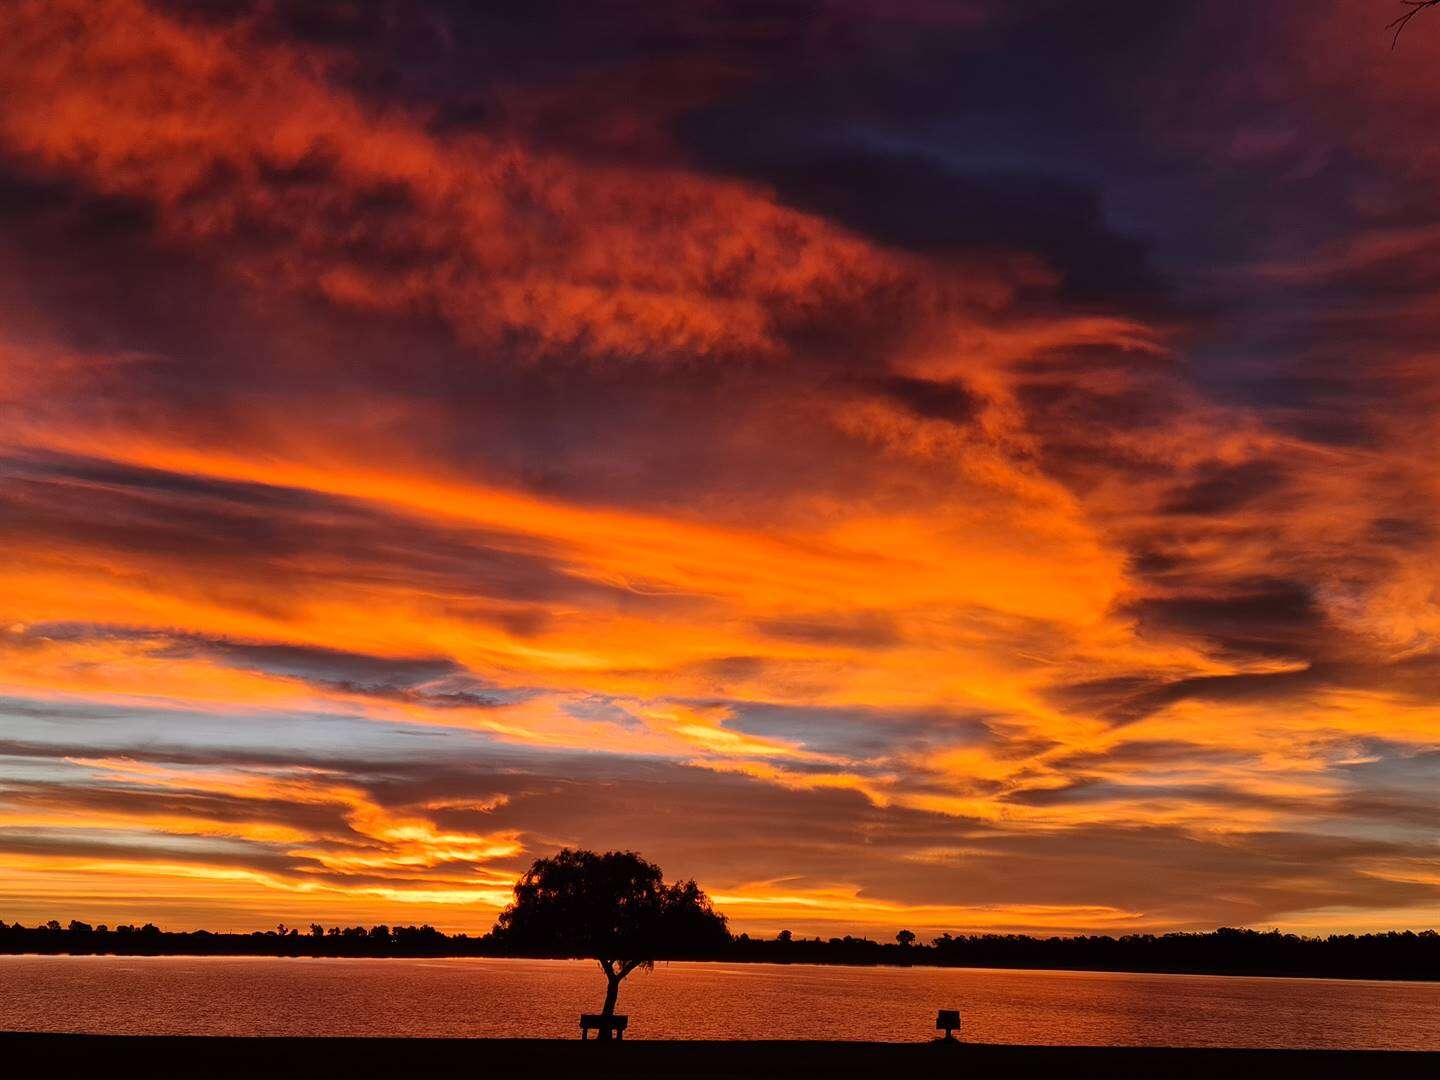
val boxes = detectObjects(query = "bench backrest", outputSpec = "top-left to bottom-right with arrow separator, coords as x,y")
579,1014 -> 628,1030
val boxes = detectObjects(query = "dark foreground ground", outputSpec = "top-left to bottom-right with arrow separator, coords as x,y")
5,1034 -> 1439,1080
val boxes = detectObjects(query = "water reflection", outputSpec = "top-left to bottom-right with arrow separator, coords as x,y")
2,956 -> 1437,1049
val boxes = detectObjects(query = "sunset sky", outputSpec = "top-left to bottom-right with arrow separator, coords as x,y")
1,0 -> 1438,938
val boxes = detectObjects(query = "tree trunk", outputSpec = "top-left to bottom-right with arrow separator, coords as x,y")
599,972 -> 620,1040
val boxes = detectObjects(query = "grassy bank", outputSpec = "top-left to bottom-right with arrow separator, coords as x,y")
4,1033 -> 1438,1079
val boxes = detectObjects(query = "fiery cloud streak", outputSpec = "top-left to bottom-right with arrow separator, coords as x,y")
0,0 -> 1436,935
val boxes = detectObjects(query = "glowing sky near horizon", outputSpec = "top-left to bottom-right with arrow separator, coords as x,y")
0,0 -> 1437,937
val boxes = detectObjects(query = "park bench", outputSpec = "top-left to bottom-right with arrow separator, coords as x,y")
936,1009 -> 961,1041
579,1014 -> 628,1040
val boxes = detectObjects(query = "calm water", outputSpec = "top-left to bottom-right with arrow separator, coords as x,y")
1,956 -> 1437,1049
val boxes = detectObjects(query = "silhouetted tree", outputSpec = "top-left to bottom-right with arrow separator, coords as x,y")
492,849 -> 729,1036
3,915 -> 1435,979
896,929 -> 916,947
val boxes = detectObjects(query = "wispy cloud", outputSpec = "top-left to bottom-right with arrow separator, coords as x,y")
0,0 -> 1435,934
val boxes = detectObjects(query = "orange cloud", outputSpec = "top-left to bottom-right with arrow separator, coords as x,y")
0,0 -> 1436,937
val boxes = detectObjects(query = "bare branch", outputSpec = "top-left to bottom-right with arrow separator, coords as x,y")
1390,0 -> 1440,48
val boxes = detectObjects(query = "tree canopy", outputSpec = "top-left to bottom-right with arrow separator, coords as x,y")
494,848 -> 729,959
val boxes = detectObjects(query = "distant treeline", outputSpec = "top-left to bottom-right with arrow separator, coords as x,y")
3,920 -> 1438,981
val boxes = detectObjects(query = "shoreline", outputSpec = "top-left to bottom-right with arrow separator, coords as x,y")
6,1033 -> 1438,1079
3,949 -> 1438,985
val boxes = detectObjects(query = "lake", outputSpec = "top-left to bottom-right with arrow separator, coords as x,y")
2,956 -> 1437,1049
